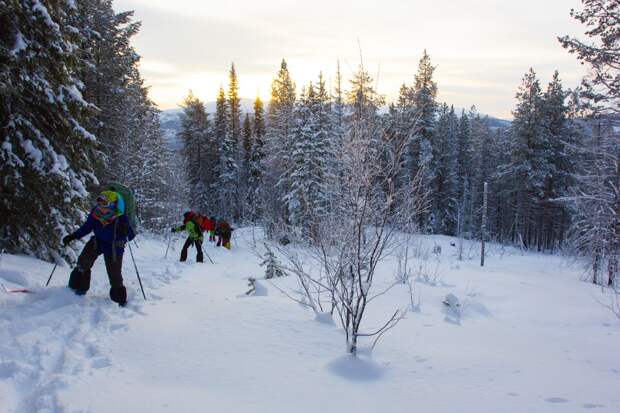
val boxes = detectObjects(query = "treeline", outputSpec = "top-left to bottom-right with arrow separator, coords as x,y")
1,0 -> 179,261
178,56 -> 577,250
178,13 -> 617,286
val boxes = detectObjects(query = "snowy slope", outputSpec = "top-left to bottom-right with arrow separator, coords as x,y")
1,230 -> 619,413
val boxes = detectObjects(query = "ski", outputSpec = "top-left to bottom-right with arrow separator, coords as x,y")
1,283 -> 33,294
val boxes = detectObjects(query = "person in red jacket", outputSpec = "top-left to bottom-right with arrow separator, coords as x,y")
205,216 -> 216,242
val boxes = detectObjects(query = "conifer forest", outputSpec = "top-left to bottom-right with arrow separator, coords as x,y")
2,0 -> 618,286
1,1 -> 620,412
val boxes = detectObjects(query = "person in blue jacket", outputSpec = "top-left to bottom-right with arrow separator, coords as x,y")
62,190 -> 135,306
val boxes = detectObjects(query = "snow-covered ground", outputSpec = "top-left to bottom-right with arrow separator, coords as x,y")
1,229 -> 619,413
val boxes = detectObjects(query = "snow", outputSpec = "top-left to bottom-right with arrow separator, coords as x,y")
71,120 -> 96,142
10,32 -> 28,57
31,0 -> 60,31
1,230 -> 619,412
20,139 -> 43,167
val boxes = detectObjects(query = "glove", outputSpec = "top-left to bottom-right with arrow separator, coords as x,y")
171,227 -> 176,233
62,235 -> 75,246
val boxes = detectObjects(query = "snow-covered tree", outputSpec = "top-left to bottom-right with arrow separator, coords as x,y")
216,80 -> 238,221
411,51 -> 438,230
559,0 -> 619,285
264,59 -> 296,233
228,63 -> 242,220
559,0 -> 620,113
498,68 -> 547,249
247,96 -> 266,221
1,0 -> 97,261
178,91 -> 211,213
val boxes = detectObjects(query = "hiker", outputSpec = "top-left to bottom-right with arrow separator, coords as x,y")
206,216 -> 216,242
172,211 -> 204,263
62,190 -> 135,306
215,219 -> 233,249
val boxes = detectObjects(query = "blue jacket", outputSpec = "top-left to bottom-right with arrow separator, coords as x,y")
72,209 -> 136,256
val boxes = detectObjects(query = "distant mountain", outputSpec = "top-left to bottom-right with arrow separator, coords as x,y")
159,99 -> 257,151
487,116 -> 512,130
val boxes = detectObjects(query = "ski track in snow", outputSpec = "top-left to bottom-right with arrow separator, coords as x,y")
1,231 -> 620,413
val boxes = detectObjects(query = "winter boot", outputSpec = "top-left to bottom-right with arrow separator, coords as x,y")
110,286 -> 127,306
68,267 -> 91,295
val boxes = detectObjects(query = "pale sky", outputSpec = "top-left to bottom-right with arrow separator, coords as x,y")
113,0 -> 588,119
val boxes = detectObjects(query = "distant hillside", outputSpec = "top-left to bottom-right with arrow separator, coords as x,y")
159,99 -> 256,151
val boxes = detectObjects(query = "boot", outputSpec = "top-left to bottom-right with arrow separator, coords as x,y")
110,285 -> 127,306
68,267 -> 91,295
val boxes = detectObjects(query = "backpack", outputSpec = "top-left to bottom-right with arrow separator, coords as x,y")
106,182 -> 139,233
183,211 -> 206,234
197,215 -> 212,232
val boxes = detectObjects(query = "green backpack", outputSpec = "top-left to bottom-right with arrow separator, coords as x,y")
106,182 -> 139,233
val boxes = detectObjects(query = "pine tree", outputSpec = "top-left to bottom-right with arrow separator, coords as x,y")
411,50 -> 438,230
178,91 -> 210,213
228,63 -> 242,220
239,112 -> 252,219
500,68 -> 547,249
264,59 -> 296,231
559,0 -> 619,284
117,75 -> 179,232
1,0 -> 98,261
432,104 -> 458,234
558,0 -> 620,112
538,71 -> 574,250
213,86 -> 228,217
242,112 -> 252,167
217,80 -> 238,221
74,1 -> 141,184
331,61 -> 346,145
247,96 -> 266,220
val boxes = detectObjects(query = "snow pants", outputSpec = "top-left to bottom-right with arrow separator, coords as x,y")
68,237 -> 127,305
216,231 -> 231,249
180,237 -> 203,263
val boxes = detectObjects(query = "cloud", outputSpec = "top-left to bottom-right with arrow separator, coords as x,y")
114,0 -> 588,117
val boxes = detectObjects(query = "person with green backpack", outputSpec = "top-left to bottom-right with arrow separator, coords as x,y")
62,184 -> 138,306
171,211 -> 204,263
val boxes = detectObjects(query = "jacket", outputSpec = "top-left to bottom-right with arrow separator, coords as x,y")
176,220 -> 203,241
72,209 -> 136,256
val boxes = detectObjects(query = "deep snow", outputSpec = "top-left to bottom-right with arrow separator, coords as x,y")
1,229 -> 619,413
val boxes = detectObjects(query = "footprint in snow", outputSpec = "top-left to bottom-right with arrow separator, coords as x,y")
583,403 -> 605,409
109,323 -> 128,332
91,357 -> 111,369
545,397 -> 569,403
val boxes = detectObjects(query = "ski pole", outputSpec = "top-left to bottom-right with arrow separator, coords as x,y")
128,242 -> 146,300
164,234 -> 173,259
45,262 -> 58,286
201,243 -> 215,264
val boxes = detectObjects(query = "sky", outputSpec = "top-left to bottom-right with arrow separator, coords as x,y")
113,0 -> 588,119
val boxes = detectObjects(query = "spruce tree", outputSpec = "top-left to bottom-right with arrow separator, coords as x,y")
500,68 -> 546,249
411,50 -> 438,230
1,0 -> 97,261
247,97 -> 266,220
178,91 -> 210,213
265,59 -> 296,230
228,63 -> 242,220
